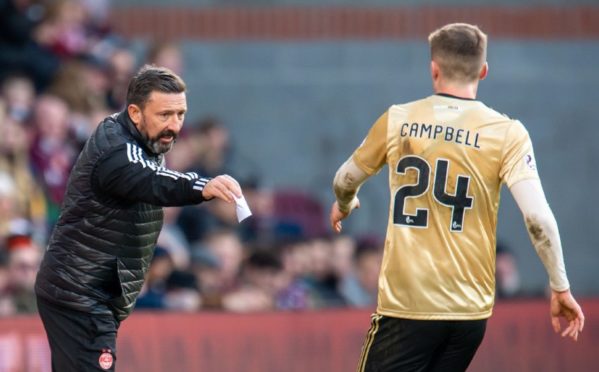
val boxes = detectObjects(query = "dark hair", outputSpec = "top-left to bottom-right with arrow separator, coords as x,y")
428,23 -> 487,82
126,64 -> 186,108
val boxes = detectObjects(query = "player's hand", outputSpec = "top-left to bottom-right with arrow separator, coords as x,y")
550,289 -> 584,341
202,175 -> 242,203
330,199 -> 360,233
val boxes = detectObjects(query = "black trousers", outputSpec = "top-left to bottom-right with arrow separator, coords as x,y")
37,297 -> 120,371
357,314 -> 487,372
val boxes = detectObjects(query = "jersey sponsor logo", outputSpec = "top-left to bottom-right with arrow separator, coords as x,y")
524,153 -> 537,171
99,349 -> 114,370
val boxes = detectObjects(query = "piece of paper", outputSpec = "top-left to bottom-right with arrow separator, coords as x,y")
235,194 -> 252,223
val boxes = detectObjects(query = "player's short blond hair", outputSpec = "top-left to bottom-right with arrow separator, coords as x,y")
428,23 -> 487,83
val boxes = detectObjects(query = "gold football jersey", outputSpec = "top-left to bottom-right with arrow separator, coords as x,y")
352,94 -> 539,320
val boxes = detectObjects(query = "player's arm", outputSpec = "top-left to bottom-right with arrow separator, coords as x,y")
330,111 -> 388,233
93,143 -> 240,206
510,178 -> 584,341
333,158 -> 369,213
331,158 -> 370,232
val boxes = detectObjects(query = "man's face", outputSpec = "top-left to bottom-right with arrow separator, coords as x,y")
129,91 -> 187,154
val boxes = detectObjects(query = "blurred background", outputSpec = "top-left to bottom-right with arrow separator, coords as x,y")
0,0 -> 597,371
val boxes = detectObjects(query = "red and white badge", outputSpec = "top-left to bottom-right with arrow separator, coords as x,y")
99,349 -> 114,370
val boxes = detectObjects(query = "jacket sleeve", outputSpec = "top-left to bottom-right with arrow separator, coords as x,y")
92,142 -> 211,206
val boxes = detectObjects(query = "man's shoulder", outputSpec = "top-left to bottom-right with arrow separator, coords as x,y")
475,101 -> 522,125
389,97 -> 429,111
384,97 -> 431,123
93,113 -> 133,151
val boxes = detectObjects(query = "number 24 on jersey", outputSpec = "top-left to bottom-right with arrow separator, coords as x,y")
393,155 -> 473,232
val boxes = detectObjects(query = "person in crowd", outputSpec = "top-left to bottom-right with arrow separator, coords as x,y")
1,74 -> 36,122
136,247 -> 175,310
146,41 -> 184,76
5,234 -> 42,314
222,250 -> 284,312
338,236 -> 383,308
28,94 -> 77,221
302,236 -> 346,308
495,241 -> 523,299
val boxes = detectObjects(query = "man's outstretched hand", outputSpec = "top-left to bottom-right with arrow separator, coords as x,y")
202,175 -> 242,203
551,289 -> 585,341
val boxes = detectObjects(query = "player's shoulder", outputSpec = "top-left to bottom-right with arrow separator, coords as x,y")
386,97 -> 430,120
476,101 -> 530,134
389,96 -> 430,111
92,113 -> 135,156
477,101 -> 519,123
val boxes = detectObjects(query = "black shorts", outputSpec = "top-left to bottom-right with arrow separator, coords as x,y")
37,297 -> 120,372
357,314 -> 487,372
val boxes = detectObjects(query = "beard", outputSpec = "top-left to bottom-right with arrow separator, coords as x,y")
139,117 -> 178,154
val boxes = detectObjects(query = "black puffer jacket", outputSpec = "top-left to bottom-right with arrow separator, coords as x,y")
35,111 -> 211,321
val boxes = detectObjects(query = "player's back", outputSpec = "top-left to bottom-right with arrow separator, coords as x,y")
353,94 -> 537,320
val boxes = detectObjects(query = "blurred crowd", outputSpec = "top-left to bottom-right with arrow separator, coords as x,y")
0,0 -> 386,316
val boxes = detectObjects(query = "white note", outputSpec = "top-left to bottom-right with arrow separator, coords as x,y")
234,194 -> 252,223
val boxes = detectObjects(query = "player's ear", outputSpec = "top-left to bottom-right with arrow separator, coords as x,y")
479,62 -> 488,81
430,60 -> 440,81
127,104 -> 142,127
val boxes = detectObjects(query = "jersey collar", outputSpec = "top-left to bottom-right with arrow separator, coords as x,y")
435,93 -> 476,101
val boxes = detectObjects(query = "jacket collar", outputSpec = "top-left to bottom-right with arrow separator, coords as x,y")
116,110 -> 155,155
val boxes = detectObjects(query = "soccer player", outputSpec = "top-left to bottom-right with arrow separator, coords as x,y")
35,65 -> 242,371
330,23 -> 584,372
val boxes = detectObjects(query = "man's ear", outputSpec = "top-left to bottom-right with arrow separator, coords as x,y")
430,60 -> 440,81
127,104 -> 142,127
479,62 -> 489,81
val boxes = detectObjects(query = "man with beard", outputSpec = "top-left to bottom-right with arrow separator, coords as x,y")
35,65 -> 242,371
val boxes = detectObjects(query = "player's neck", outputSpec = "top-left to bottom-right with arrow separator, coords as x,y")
434,81 -> 479,100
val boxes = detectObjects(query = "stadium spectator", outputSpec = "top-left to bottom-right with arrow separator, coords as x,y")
0,101 -> 48,243
135,247 -> 203,312
136,247 -> 175,310
28,94 -> 77,219
302,236 -> 346,308
37,0 -> 89,58
47,58 -> 111,147
0,171 -> 19,240
338,236 -> 382,308
190,116 -> 232,178
202,229 -> 245,294
4,234 -> 41,314
0,248 -> 13,316
0,0 -> 60,90
495,242 -> 522,299
146,41 -> 184,76
189,245 -> 223,309
1,74 -> 36,122
222,250 -> 285,312
157,207 -> 192,270
105,46 -> 137,110
164,270 -> 202,312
